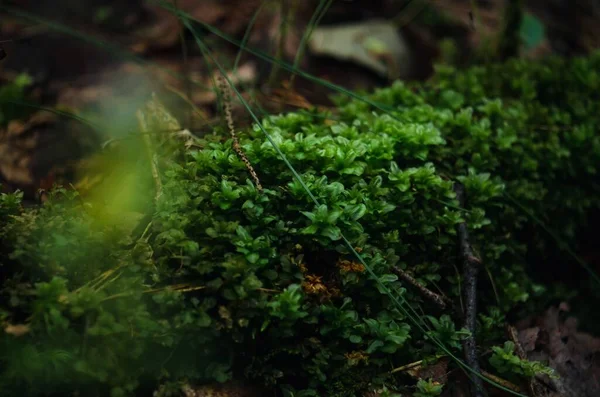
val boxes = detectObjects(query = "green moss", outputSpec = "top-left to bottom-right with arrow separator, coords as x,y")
1,52 -> 600,396
0,73 -> 33,127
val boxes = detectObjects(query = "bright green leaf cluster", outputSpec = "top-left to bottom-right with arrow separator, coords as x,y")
489,341 -> 556,380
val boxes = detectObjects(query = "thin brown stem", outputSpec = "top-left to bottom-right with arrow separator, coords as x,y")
392,266 -> 450,310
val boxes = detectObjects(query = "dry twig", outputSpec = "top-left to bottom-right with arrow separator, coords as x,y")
392,266 -> 450,310
481,370 -> 523,394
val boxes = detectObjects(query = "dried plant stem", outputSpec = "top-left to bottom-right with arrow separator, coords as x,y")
389,359 -> 423,374
218,74 -> 263,191
507,325 -> 527,359
481,370 -> 523,394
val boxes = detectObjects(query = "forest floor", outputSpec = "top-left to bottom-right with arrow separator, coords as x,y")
2,1 -> 600,396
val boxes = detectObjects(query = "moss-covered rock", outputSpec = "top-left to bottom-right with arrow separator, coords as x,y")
1,52 -> 599,396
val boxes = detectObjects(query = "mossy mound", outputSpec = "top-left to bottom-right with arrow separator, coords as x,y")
1,52 -> 599,396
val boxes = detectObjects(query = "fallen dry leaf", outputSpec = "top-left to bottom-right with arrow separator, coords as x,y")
517,303 -> 600,397
266,80 -> 314,110
309,19 -> 412,79
4,323 -> 30,337
518,326 -> 541,353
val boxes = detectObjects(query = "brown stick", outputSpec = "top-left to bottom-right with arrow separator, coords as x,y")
392,266 -> 450,310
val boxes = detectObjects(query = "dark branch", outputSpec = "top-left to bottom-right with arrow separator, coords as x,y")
454,182 -> 485,397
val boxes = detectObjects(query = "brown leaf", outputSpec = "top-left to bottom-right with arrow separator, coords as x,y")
268,88 -> 313,110
517,304 -> 600,397
4,323 -> 30,337
518,326 -> 540,353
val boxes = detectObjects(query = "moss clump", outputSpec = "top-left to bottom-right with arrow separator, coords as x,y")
1,52 -> 599,396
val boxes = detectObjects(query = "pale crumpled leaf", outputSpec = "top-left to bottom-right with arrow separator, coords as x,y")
308,19 -> 412,79
4,323 -> 30,337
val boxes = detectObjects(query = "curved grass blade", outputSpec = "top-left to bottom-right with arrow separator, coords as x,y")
231,0 -> 272,119
504,191 -> 600,288
1,99 -> 102,132
392,0 -> 431,27
233,0 -> 268,73
153,0 -> 400,115
289,0 -> 333,86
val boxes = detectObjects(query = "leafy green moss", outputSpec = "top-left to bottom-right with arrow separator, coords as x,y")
489,341 -> 556,381
1,52 -> 600,396
0,73 -> 33,127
